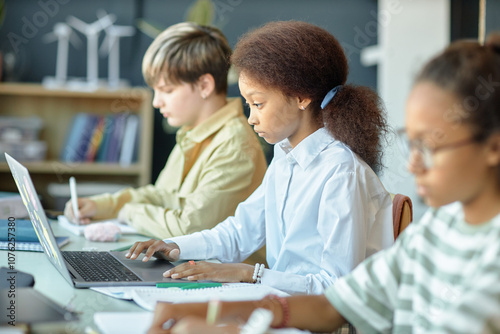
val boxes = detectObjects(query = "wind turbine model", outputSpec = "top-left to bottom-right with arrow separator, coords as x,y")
66,12 -> 116,90
100,24 -> 135,89
42,22 -> 82,88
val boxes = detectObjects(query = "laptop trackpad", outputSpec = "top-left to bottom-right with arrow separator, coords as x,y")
110,251 -> 178,282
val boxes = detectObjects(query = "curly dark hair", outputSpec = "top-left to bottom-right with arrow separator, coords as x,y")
231,20 -> 388,173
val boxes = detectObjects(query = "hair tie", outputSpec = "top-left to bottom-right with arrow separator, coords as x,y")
320,85 -> 343,109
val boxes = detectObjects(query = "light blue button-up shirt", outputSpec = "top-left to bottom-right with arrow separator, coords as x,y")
169,127 -> 393,294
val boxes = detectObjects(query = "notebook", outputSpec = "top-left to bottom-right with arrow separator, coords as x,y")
131,283 -> 290,311
57,215 -> 137,236
94,311 -> 311,334
94,312 -> 153,334
5,153 -> 181,288
0,218 -> 69,252
0,236 -> 69,252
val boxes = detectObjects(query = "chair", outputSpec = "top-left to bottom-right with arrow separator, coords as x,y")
391,193 -> 413,240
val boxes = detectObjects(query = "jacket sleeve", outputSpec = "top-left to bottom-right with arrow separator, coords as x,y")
169,178 -> 268,263
112,142 -> 264,239
261,171 -> 392,295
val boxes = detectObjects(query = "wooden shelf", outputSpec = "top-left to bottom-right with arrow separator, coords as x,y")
0,82 -> 147,99
0,82 -> 153,209
0,161 -> 143,174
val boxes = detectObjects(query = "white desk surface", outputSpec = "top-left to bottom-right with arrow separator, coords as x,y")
4,222 -> 314,334
4,219 -> 153,333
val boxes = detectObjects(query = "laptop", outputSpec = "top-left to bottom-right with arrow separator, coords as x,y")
5,153 -> 179,288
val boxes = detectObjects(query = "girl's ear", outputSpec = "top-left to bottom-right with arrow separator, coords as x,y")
197,73 -> 216,99
296,96 -> 312,110
485,133 -> 500,167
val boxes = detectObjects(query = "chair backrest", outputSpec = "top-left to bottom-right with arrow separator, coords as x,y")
391,193 -> 413,240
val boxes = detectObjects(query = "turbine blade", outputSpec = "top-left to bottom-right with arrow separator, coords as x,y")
42,32 -> 58,44
68,31 -> 83,48
67,16 -> 89,33
99,34 -> 111,55
114,26 -> 135,36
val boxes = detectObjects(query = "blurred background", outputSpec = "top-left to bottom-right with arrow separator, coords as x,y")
0,0 -> 499,221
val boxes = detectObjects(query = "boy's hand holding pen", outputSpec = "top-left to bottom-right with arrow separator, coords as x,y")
64,177 -> 98,225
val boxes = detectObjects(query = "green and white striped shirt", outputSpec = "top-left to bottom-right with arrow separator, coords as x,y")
326,202 -> 500,334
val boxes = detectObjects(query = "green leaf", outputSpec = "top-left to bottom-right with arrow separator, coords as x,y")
185,0 -> 214,26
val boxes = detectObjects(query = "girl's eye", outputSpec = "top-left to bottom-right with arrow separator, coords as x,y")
244,101 -> 263,109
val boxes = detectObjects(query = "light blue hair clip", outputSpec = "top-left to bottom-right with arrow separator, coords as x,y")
320,85 -> 343,109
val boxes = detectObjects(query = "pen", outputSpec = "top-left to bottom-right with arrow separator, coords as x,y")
162,319 -> 176,330
206,299 -> 221,325
69,176 -> 80,224
155,282 -> 222,289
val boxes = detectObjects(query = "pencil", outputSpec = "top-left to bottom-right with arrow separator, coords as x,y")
206,299 -> 221,325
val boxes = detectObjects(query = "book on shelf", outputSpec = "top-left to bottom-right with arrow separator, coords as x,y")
60,112 -> 140,164
119,114 -> 140,166
85,115 -> 105,162
75,114 -> 99,162
95,115 -> 114,162
60,113 -> 88,162
106,112 -> 128,163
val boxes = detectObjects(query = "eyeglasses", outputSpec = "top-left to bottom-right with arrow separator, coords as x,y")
396,129 -> 481,169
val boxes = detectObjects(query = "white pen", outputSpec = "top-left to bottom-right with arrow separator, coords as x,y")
69,176 -> 80,224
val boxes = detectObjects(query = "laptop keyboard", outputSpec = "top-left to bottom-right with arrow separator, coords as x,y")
63,251 -> 142,282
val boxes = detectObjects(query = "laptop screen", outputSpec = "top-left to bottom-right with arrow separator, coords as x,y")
5,153 -> 73,285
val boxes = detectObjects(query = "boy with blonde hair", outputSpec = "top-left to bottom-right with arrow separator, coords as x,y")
65,22 -> 267,239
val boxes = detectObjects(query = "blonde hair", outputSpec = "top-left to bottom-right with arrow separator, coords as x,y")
142,22 -> 231,94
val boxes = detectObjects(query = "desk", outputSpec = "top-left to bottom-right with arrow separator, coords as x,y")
5,220 -> 151,334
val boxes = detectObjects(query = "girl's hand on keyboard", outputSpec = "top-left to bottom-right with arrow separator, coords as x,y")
163,262 -> 255,283
125,239 -> 181,262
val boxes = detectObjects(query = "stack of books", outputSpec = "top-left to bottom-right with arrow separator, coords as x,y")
0,219 -> 69,252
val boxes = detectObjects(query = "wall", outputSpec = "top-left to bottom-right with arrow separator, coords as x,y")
364,0 -> 450,222
369,0 -> 500,222
0,0 -> 379,181
1,0 -> 499,220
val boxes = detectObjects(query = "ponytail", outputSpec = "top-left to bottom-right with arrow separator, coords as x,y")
322,85 -> 388,173
231,21 -> 389,173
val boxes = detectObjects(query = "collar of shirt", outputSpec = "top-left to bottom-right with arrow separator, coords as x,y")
176,97 -> 243,146
277,127 -> 334,169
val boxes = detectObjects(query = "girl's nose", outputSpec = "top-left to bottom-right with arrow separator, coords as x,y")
247,108 -> 259,126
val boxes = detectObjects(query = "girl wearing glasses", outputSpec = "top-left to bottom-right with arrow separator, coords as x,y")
145,34 -> 500,333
